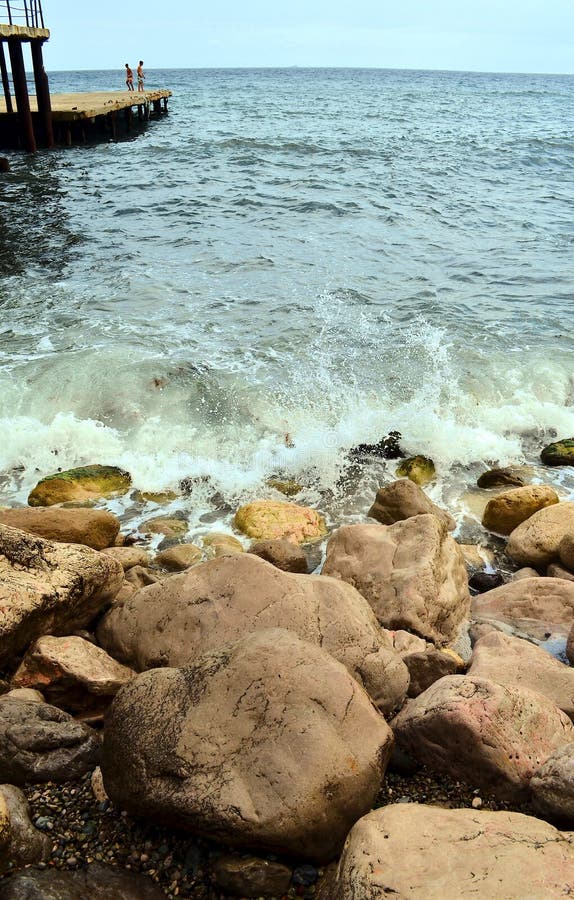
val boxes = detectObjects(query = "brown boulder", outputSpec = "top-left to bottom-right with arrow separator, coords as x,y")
507,501 -> 574,567
249,538 -> 308,573
0,508 -> 120,550
123,565 -> 160,589
322,516 -> 470,645
477,466 -> 527,488
212,855 -> 292,898
512,566 -> 540,580
324,803 -> 574,899
102,629 -> 394,862
531,743 -> 574,824
12,635 -> 135,715
368,479 -> 456,530
469,631 -> 574,720
559,532 -> 574,571
97,554 -> 409,716
0,699 -> 100,784
472,577 -> 574,640
101,546 -> 149,571
0,863 -> 166,899
547,562 -> 574,582
234,501 -> 327,544
0,784 -> 51,874
482,485 -> 559,536
391,675 -> 574,802
141,516 -> 188,538
404,648 -> 465,697
0,525 -> 123,667
202,532 -> 245,557
155,543 -> 202,571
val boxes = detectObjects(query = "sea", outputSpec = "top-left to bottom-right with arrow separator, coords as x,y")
1,67 -> 574,540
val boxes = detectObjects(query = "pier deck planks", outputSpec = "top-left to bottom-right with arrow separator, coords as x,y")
0,89 -> 172,122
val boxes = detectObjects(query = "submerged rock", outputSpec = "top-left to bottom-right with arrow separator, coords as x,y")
477,466 -> 527,488
28,465 -> 131,507
396,455 -> 435,486
102,629 -> 394,862
234,500 -> 327,543
141,515 -> 188,538
266,478 -> 303,497
541,437 -> 574,466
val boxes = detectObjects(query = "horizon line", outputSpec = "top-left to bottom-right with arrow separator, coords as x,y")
45,64 -> 574,78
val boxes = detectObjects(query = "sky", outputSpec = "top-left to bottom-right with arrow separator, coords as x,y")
41,0 -> 574,74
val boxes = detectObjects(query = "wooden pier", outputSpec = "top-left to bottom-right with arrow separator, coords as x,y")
0,89 -> 172,147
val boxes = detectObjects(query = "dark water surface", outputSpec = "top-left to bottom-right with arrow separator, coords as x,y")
1,68 -> 574,525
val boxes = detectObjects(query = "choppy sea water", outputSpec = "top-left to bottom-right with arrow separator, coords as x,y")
1,67 -> 574,536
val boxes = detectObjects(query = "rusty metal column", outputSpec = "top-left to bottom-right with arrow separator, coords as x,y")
8,40 -> 36,152
0,42 -> 13,114
31,39 -> 53,147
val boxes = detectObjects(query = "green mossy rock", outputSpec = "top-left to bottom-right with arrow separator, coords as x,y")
266,479 -> 303,497
541,439 -> 574,467
396,456 -> 436,486
133,490 -> 179,504
28,465 -> 131,507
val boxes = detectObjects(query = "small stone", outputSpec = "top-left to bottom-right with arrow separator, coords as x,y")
471,797 -> 483,809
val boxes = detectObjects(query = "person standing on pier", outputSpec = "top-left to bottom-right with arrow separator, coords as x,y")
125,64 -> 134,91
137,61 -> 145,92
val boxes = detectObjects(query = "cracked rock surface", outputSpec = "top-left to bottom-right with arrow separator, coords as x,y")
102,628 -> 394,862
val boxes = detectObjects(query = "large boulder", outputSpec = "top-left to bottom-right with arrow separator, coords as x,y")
368,479 -> 455,530
234,501 -> 327,544
322,516 -> 470,645
97,554 -> 409,716
12,635 -> 135,716
249,538 -> 308,573
0,699 -> 100,784
102,629 -> 394,862
0,525 -> 123,667
322,804 -> 574,899
507,502 -> 574,567
391,674 -> 574,802
472,577 -> 574,640
481,485 -> 559,536
0,508 -> 120,550
469,631 -> 574,720
27,465 -> 131,507
0,863 -> 165,899
541,438 -> 574,466
531,743 -> 574,825
0,784 -> 51,875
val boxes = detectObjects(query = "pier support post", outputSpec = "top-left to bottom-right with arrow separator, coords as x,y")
0,42 -> 13,114
30,40 -> 53,148
7,39 -> 36,152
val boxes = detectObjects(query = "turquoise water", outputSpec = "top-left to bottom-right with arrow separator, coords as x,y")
1,68 -> 574,525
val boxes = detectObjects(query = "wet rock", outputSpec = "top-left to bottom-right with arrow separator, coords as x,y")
266,478 -> 303,497
482,485 -> 559,536
0,699 -> 100,784
97,554 -> 409,715
249,538 -> 308,573
0,525 -> 122,667
395,455 -> 435,486
541,437 -> 574,466
202,532 -> 244,557
133,489 -> 178,504
28,465 -> 131,507
457,543 -> 496,571
141,516 -> 188,538
468,571 -> 504,592
12,635 -> 135,715
472,577 -> 574,640
531,743 -> 574,824
324,803 -> 574,899
469,631 -> 574,720
155,543 -> 202,571
234,500 -> 327,544
0,508 -> 120,551
0,158 -> 10,173
0,862 -> 165,898
102,629 -> 394,862
368,479 -> 456,530
349,431 -> 405,459
212,854 -> 292,897
391,674 -> 574,802
101,546 -> 149,571
477,467 -> 527,488
323,516 -> 469,645
0,784 -> 51,874
507,501 -> 574,567
404,648 -> 465,697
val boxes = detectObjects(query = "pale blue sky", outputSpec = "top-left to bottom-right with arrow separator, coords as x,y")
43,0 -> 574,74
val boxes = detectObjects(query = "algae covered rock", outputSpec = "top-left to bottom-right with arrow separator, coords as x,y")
235,500 -> 327,544
266,478 -> 303,497
477,467 -> 527,488
541,438 -> 574,466
396,455 -> 435,486
28,465 -> 131,507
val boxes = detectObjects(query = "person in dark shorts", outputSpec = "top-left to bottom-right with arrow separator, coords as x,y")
137,61 -> 145,92
125,64 -> 134,91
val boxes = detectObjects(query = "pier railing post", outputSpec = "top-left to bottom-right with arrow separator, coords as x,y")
7,39 -> 36,152
0,42 -> 13,114
30,39 -> 53,147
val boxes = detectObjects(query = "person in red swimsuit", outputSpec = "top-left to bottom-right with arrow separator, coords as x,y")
125,64 -> 134,91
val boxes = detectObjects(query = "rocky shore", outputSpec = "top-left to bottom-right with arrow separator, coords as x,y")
1,441 -> 574,898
